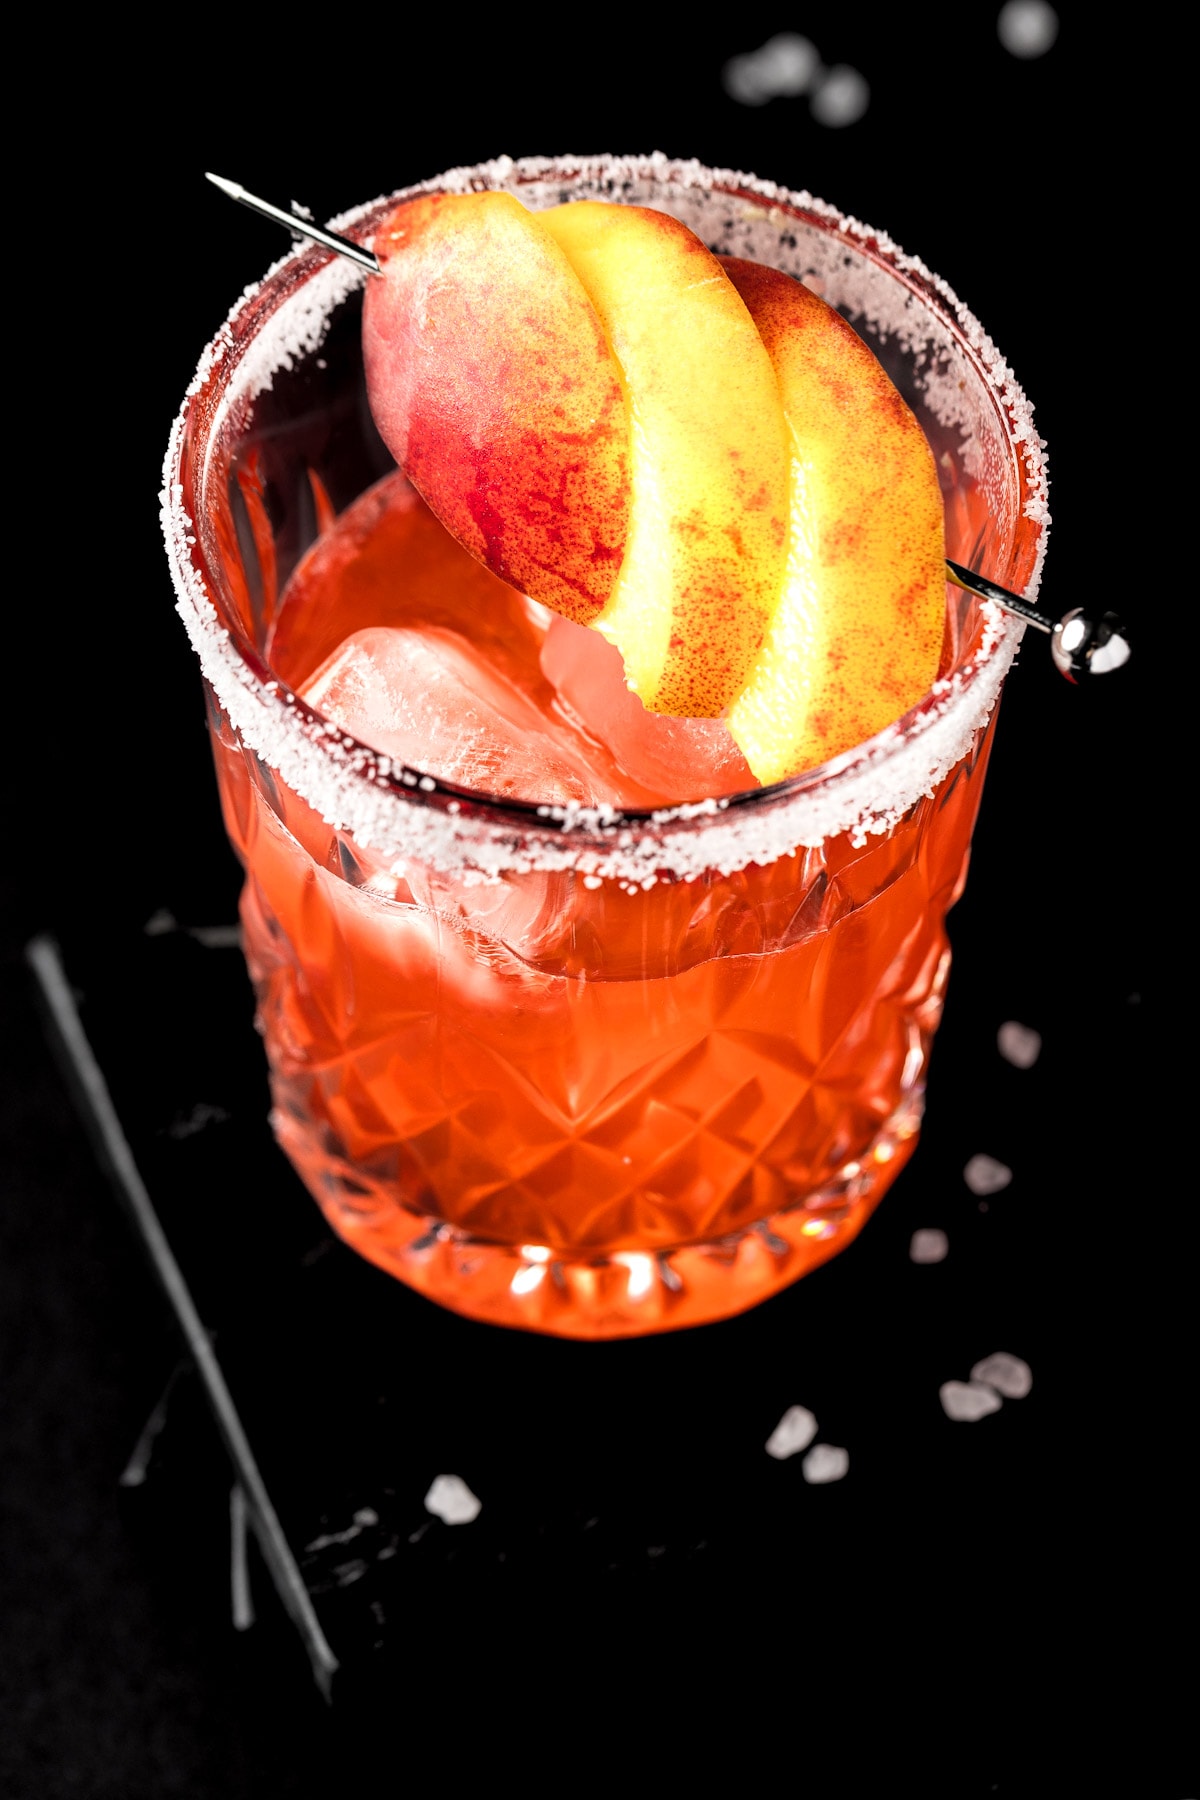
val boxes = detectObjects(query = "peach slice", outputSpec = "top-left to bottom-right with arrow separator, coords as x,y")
540,202 -> 790,718
720,258 -> 947,783
362,191 -> 631,625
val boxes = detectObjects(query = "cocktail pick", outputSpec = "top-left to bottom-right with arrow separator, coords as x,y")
944,563 -> 1130,682
205,173 -> 382,275
207,174 -> 1131,681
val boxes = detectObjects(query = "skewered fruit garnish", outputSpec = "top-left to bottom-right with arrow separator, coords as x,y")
361,190 -> 947,779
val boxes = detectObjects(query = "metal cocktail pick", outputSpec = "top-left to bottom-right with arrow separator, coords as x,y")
206,173 -> 1131,682
205,173 -> 382,274
944,562 -> 1130,682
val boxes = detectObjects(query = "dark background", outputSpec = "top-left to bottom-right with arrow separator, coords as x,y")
4,8 -> 1183,1796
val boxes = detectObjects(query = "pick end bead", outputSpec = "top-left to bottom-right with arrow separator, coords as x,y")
1050,609 -> 1132,683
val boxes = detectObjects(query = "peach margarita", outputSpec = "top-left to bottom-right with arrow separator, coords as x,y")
162,155 -> 1048,1337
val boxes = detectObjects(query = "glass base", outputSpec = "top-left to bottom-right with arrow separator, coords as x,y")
276,1085 -> 924,1339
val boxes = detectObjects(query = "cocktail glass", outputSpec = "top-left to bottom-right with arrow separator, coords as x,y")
162,153 -> 1047,1339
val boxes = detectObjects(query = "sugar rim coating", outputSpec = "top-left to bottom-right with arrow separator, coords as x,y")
161,151 -> 1048,885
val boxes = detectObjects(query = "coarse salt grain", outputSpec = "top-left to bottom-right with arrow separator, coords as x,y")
997,1020 -> 1042,1068
939,1381 -> 1002,1422
963,1154 -> 1013,1196
765,1405 -> 819,1460
971,1352 -> 1032,1399
423,1474 -> 482,1526
801,1443 -> 850,1483
910,1227 -> 949,1263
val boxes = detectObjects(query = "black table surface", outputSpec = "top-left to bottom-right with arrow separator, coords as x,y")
5,11 -> 1185,1796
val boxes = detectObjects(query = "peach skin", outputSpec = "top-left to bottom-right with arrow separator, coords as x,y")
362,191 -> 631,625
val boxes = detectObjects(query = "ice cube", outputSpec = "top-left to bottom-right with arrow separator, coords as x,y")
540,614 -> 756,804
423,1474 -> 482,1526
970,1352 -> 1032,1399
939,1380 -> 1002,1421
765,1404 -> 818,1460
304,625 -> 612,806
963,1153 -> 1013,1196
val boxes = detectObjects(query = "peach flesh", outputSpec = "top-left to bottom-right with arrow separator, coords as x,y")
721,258 -> 947,782
540,201 -> 790,719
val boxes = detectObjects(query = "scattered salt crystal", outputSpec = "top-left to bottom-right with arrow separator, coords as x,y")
997,1021 -> 1042,1069
721,53 -> 773,107
939,1381 -> 1002,1422
811,66 -> 871,128
910,1227 -> 949,1264
424,1474 -> 481,1526
762,33 -> 819,91
802,1443 -> 849,1484
963,1154 -> 1013,1196
970,1352 -> 1032,1399
722,34 -> 820,105
143,908 -> 177,936
765,1405 -> 818,1460
189,923 -> 242,949
997,0 -> 1059,59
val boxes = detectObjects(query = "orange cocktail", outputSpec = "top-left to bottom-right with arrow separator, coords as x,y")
163,155 -> 1047,1338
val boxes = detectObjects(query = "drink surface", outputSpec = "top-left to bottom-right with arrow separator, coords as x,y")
276,472 -> 757,810
207,472 -> 996,1336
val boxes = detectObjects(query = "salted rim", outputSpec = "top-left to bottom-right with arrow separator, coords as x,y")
160,151 -> 1048,886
